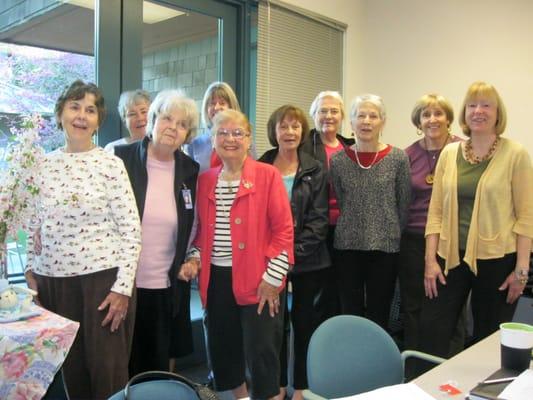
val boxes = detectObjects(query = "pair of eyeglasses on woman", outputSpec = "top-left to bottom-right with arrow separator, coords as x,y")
215,129 -> 250,140
318,108 -> 341,117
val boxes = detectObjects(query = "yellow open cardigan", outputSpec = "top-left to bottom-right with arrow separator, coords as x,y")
426,138 -> 533,274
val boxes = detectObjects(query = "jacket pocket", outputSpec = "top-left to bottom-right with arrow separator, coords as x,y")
477,232 -> 505,258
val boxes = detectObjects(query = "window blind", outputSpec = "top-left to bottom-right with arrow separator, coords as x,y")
255,0 -> 345,155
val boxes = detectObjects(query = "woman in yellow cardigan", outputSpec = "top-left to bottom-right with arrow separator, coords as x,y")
419,82 -> 533,360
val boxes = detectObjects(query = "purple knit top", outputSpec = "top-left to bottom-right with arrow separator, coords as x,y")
404,136 -> 462,234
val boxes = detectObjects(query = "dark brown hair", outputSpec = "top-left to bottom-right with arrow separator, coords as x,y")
267,105 -> 310,147
55,80 -> 106,130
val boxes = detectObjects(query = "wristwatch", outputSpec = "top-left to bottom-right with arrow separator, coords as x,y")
515,269 -> 529,285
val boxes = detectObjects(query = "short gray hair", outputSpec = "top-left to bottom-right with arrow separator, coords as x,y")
309,91 -> 345,120
117,89 -> 151,123
147,89 -> 199,144
350,94 -> 386,122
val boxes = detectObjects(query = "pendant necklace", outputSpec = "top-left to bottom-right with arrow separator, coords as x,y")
354,143 -> 380,170
218,169 -> 239,218
423,134 -> 449,185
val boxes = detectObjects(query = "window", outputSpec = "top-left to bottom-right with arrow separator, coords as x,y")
255,0 -> 345,154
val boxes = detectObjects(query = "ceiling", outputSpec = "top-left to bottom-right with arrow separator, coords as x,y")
0,2 -> 217,56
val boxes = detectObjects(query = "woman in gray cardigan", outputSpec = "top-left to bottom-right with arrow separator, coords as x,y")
330,94 -> 410,330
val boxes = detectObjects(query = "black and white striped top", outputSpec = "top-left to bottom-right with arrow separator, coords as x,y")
211,179 -> 239,266
206,177 -> 290,287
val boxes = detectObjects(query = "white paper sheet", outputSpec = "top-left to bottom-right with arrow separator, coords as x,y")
499,369 -> 533,400
333,383 -> 436,400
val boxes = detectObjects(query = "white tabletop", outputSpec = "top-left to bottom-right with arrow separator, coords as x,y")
414,332 -> 501,399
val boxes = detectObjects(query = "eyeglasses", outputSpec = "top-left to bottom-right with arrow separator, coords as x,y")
318,108 -> 341,117
216,129 -> 250,140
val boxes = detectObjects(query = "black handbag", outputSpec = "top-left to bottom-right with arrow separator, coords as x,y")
124,371 -> 219,400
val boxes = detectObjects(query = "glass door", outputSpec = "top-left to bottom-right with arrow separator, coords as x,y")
0,0 -> 96,283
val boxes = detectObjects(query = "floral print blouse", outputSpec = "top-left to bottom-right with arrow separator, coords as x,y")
26,147 -> 141,297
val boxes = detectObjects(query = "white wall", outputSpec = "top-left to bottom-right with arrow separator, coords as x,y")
282,0 -> 533,153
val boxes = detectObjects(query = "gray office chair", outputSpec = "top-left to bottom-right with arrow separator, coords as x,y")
303,315 -> 445,400
108,371 -> 218,400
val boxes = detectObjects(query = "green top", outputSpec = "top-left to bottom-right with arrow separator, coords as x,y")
456,150 -> 490,250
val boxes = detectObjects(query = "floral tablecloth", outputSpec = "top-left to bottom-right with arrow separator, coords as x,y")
0,307 -> 79,400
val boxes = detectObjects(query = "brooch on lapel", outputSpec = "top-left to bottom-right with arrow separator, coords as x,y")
242,179 -> 253,189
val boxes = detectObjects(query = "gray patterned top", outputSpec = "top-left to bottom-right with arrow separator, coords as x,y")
330,146 -> 411,253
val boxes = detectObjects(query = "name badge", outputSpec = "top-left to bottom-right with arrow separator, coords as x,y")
182,189 -> 193,209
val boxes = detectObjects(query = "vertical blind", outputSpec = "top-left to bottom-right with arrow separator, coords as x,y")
255,0 -> 345,155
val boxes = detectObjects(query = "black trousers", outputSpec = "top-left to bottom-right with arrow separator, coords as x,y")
206,265 -> 284,399
418,253 -> 518,361
279,268 -> 333,389
129,287 -> 172,376
323,225 -> 342,317
398,232 -> 466,355
336,249 -> 398,330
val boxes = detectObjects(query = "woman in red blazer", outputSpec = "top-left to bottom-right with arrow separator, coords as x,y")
183,109 -> 294,400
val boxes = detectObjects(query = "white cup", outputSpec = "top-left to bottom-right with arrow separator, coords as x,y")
500,322 -> 533,371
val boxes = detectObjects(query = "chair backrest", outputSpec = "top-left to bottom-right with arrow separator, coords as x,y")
306,315 -> 404,398
108,371 -> 200,400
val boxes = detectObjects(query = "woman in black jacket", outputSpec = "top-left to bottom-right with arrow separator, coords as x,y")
300,91 -> 354,319
259,105 -> 330,400
114,89 -> 199,375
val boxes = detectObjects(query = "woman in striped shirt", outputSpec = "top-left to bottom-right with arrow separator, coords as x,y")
184,109 -> 294,399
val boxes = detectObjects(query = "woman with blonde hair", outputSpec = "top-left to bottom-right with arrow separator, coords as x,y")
419,82 -> 533,360
187,81 -> 241,172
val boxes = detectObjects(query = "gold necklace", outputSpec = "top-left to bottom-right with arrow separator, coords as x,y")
464,136 -> 500,165
423,134 -> 450,185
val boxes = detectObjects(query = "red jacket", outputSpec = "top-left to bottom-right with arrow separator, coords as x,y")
194,157 -> 294,306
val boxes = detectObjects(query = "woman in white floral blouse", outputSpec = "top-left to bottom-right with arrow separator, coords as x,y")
24,80 -> 142,399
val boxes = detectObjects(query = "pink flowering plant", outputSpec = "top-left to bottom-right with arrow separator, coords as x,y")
0,115 -> 44,278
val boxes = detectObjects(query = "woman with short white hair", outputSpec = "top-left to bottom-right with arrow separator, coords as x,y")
301,91 -> 354,317
114,89 -> 200,375
330,94 -> 410,329
105,89 -> 151,152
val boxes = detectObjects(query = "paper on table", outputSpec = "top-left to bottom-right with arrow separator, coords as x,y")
498,369 -> 533,400
333,383 -> 436,400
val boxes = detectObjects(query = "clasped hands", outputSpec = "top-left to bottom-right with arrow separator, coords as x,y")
178,257 -> 201,282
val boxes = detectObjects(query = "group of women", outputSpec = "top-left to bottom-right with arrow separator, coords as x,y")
24,79 -> 532,400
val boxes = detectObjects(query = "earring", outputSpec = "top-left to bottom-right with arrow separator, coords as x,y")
448,126 -> 452,135
416,128 -> 423,136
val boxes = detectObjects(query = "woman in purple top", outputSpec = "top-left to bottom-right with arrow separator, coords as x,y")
399,94 -> 462,371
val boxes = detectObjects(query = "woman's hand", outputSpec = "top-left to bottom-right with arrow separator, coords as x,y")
424,258 -> 446,299
24,270 -> 41,306
178,258 -> 201,282
257,280 -> 280,317
499,271 -> 526,304
98,292 -> 130,332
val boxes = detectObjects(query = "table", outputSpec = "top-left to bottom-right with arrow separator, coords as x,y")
414,331 -> 531,399
0,307 -> 79,400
